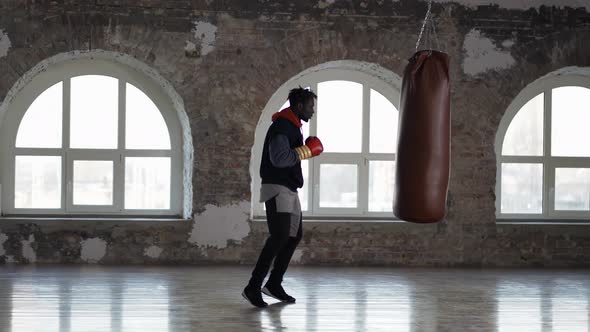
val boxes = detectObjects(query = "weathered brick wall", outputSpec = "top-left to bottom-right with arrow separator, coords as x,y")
0,1 -> 589,266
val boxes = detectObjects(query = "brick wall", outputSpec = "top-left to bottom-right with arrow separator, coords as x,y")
0,1 -> 589,266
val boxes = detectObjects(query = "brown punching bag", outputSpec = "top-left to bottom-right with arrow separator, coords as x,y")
393,50 -> 450,223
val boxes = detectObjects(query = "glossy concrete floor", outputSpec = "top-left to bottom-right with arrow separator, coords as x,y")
0,266 -> 588,331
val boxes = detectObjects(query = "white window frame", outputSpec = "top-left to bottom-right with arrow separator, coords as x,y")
251,65 -> 401,220
0,58 -> 184,217
495,72 -> 590,221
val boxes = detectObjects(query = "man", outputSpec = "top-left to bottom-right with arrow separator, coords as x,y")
242,87 -> 323,308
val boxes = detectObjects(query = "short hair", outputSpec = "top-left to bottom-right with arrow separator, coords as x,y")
288,87 -> 317,109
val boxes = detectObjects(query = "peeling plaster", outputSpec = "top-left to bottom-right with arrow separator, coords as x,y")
0,29 -> 11,58
184,40 -> 198,55
0,233 -> 7,256
462,29 -> 515,76
105,24 -> 122,45
191,21 -> 217,56
21,234 -> 36,263
291,249 -> 303,264
318,0 -> 337,9
81,238 -> 107,263
502,40 -> 515,48
145,245 -> 163,258
189,201 -> 250,248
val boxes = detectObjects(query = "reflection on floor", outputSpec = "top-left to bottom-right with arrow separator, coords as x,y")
0,265 -> 588,331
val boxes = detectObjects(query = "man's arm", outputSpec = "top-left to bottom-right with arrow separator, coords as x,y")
269,134 -> 300,168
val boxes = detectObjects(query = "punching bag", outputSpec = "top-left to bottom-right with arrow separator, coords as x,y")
393,50 -> 450,223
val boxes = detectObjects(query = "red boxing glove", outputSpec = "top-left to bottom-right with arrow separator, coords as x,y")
295,136 -> 324,160
305,136 -> 323,157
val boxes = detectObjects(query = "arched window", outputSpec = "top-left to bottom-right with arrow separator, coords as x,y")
0,55 -> 186,217
251,62 -> 401,219
496,69 -> 590,220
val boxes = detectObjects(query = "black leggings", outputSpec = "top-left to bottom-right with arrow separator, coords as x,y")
248,197 -> 303,288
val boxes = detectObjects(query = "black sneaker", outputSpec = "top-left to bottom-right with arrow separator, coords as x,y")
242,285 -> 268,308
262,283 -> 296,303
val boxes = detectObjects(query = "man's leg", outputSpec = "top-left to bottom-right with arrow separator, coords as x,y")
243,197 -> 291,307
263,214 -> 302,303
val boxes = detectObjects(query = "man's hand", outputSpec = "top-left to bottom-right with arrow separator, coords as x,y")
305,136 -> 323,157
295,136 -> 324,160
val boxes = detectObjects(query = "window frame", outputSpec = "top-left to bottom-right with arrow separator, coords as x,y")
495,73 -> 590,221
252,68 -> 401,219
0,58 -> 183,217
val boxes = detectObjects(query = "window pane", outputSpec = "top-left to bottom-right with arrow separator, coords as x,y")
370,89 -> 398,153
555,168 -> 590,211
15,156 -> 61,209
73,160 -> 113,206
126,83 -> 171,150
369,161 -> 395,212
552,86 -> 590,157
279,100 -> 289,111
70,75 -> 118,149
299,160 -> 308,211
302,120 -> 310,140
125,157 -> 170,210
319,164 -> 357,208
502,93 -> 543,156
317,81 -> 362,153
501,163 -> 542,214
16,82 -> 63,148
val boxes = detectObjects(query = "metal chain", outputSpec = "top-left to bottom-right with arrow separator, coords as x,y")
415,0 -> 432,52
415,0 -> 441,52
